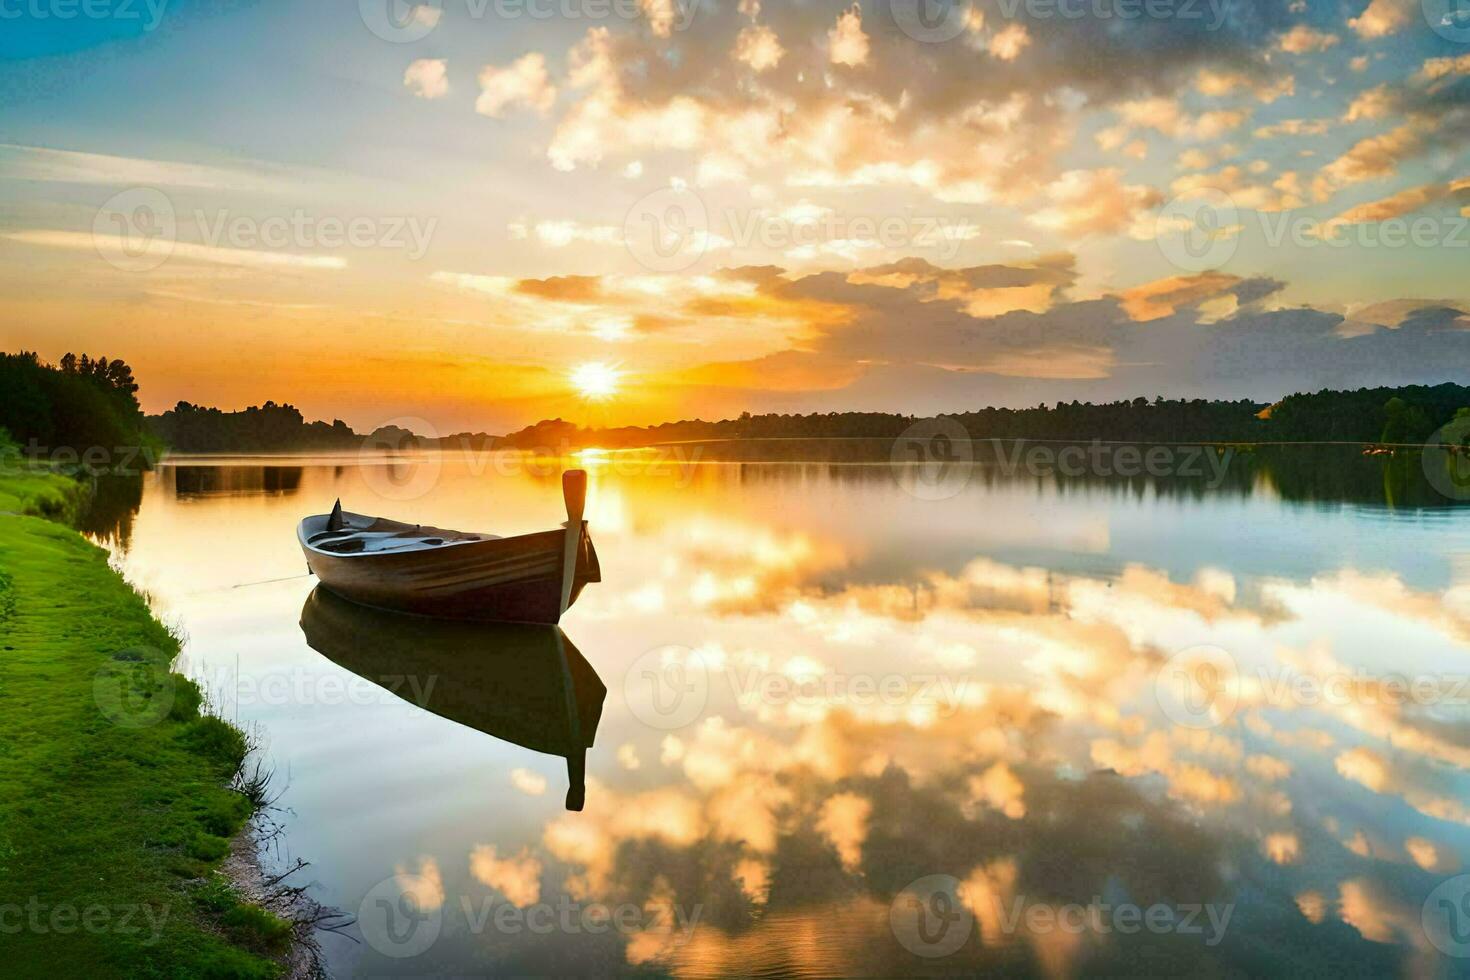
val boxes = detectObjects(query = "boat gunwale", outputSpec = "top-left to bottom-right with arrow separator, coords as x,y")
296,512 -> 580,561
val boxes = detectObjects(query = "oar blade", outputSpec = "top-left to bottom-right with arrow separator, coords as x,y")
563,469 -> 587,523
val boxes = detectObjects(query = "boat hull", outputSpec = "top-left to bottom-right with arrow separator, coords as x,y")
300,523 -> 600,625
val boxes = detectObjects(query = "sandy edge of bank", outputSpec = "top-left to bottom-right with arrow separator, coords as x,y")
221,819 -> 327,980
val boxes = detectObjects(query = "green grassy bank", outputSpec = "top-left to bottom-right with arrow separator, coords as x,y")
0,452 -> 88,521
0,462 -> 289,977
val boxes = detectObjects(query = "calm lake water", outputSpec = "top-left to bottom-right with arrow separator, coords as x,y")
95,447 -> 1470,977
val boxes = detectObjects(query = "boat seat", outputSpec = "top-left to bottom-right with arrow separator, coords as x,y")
310,516 -> 502,555
316,531 -> 479,555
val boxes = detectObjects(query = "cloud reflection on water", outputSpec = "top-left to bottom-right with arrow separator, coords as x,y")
102,456 -> 1470,976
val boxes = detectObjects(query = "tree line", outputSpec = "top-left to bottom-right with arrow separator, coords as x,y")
494,385 -> 1470,449
2,349 -> 1467,454
148,401 -> 361,453
0,351 -> 151,454
1266,384 -> 1470,444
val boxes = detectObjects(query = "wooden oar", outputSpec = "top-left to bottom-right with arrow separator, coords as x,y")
559,469 -> 587,617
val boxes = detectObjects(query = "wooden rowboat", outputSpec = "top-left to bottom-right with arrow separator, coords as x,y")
299,586 -> 605,810
297,470 -> 599,625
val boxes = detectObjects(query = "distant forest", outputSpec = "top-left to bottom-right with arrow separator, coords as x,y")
143,381 -> 1468,452
2,351 -> 1468,455
149,401 -> 362,453
495,383 -> 1470,450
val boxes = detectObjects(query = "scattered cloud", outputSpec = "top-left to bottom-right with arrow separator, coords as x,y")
393,857 -> 445,911
509,219 -> 623,248
1029,169 -> 1163,239
1419,54 -> 1470,82
469,845 -> 543,907
1116,98 -> 1249,141
403,58 -> 448,100
734,24 -> 784,72
1349,0 -> 1414,38
1343,84 -> 1394,122
639,0 -> 678,38
1320,176 -> 1470,236
1171,164 -> 1302,212
1254,118 -> 1330,139
477,53 -> 557,118
988,24 -> 1031,62
510,768 -> 548,796
1277,25 -> 1339,53
827,5 -> 870,67
816,792 -> 871,871
1312,118 -> 1429,201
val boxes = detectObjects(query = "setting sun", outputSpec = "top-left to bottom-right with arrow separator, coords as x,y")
570,362 -> 622,400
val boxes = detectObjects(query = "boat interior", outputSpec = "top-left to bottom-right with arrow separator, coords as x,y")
300,507 -> 499,556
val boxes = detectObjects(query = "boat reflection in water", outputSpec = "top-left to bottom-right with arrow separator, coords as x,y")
298,586 -> 605,810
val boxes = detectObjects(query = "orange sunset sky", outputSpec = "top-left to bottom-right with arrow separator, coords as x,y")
2,0 -> 1469,433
